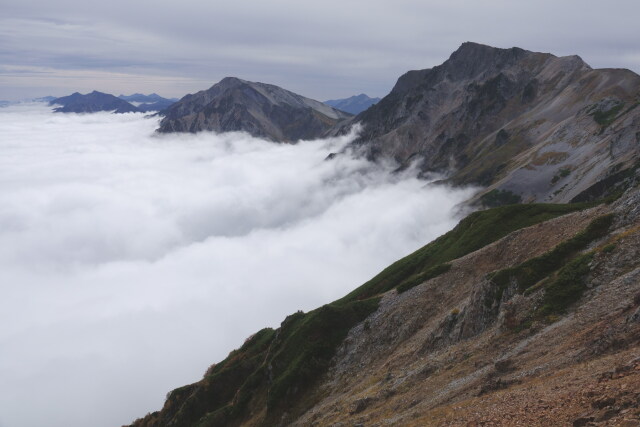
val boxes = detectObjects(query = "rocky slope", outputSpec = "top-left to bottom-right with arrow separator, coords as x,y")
50,91 -> 140,113
127,174 -> 640,426
324,94 -> 381,115
337,42 -> 640,204
157,77 -> 352,141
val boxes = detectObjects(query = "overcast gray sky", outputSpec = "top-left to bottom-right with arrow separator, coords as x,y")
1,1 -> 639,101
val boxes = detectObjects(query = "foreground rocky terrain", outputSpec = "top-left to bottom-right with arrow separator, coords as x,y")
294,191 -> 640,426
127,176 -> 640,426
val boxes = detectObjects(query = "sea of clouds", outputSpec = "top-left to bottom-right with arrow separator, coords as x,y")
0,103 -> 475,427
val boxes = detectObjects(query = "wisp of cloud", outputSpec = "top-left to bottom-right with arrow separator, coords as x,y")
0,103 -> 474,427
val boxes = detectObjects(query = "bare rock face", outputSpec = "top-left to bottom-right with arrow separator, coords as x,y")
340,42 -> 640,203
157,77 -> 352,142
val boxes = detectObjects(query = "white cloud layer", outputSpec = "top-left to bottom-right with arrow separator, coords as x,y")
0,104 -> 474,427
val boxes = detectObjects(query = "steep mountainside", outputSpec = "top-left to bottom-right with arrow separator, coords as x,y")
157,77 -> 352,141
50,91 -> 140,113
128,175 -> 640,426
324,94 -> 381,114
338,42 -> 640,204
127,45 -> 640,426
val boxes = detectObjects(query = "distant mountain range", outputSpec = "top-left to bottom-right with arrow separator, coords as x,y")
118,93 -> 178,112
12,40 -> 628,215
155,43 -> 640,205
324,93 -> 381,114
50,91 -> 140,113
1,96 -> 56,107
118,93 -> 179,103
49,91 -> 176,113
40,43 -> 640,206
157,77 -> 352,141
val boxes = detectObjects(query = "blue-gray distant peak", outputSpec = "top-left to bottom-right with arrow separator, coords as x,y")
324,94 -> 381,115
119,93 -> 175,103
50,91 -> 140,114
118,93 -> 177,112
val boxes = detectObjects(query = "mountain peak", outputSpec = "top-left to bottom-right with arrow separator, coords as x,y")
351,42 -> 640,204
324,94 -> 381,114
455,41 -> 497,51
444,42 -> 535,80
158,78 -> 350,140
217,76 -> 247,86
50,91 -> 139,114
451,41 -> 526,56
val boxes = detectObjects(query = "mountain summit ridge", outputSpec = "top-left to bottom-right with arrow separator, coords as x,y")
341,42 -> 639,204
49,91 -> 140,113
157,77 -> 351,141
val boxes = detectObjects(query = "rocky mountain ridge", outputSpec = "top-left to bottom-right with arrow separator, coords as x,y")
338,42 -> 640,205
156,77 -> 351,142
50,91 -> 175,113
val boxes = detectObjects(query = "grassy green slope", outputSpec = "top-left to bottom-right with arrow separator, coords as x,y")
130,201 -> 599,427
338,202 -> 594,303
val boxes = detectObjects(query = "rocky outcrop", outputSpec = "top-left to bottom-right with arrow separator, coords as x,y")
324,94 -> 381,115
156,77 -> 352,141
338,42 -> 640,203
49,91 -> 140,113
